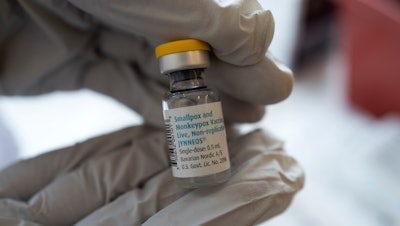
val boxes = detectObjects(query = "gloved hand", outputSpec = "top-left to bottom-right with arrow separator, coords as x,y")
0,0 -> 293,126
0,0 -> 304,225
0,126 -> 303,226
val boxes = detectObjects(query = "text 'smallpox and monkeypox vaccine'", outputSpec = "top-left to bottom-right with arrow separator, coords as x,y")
155,39 -> 231,188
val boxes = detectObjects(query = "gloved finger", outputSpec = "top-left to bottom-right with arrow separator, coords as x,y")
69,0 -> 273,66
0,126 -> 160,201
73,130 -> 304,226
76,34 -> 290,125
207,53 -> 294,105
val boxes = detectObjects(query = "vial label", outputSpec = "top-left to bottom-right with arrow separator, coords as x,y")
164,102 -> 231,178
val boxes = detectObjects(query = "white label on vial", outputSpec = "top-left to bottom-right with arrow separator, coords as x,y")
164,102 -> 230,178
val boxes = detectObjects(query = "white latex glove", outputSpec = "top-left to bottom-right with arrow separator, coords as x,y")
0,126 -> 304,226
0,0 -> 293,126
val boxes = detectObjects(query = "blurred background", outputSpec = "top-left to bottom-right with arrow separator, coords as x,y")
1,0 -> 400,225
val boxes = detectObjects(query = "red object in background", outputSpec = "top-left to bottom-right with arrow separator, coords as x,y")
337,0 -> 400,117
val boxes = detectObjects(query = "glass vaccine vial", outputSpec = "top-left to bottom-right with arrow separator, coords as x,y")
155,39 -> 231,188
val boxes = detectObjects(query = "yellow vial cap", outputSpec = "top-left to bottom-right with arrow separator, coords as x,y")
155,39 -> 211,74
155,39 -> 211,59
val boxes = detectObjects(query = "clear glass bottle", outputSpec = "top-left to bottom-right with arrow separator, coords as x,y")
156,39 -> 231,188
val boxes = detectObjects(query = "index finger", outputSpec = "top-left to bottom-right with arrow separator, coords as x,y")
207,53 -> 294,105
